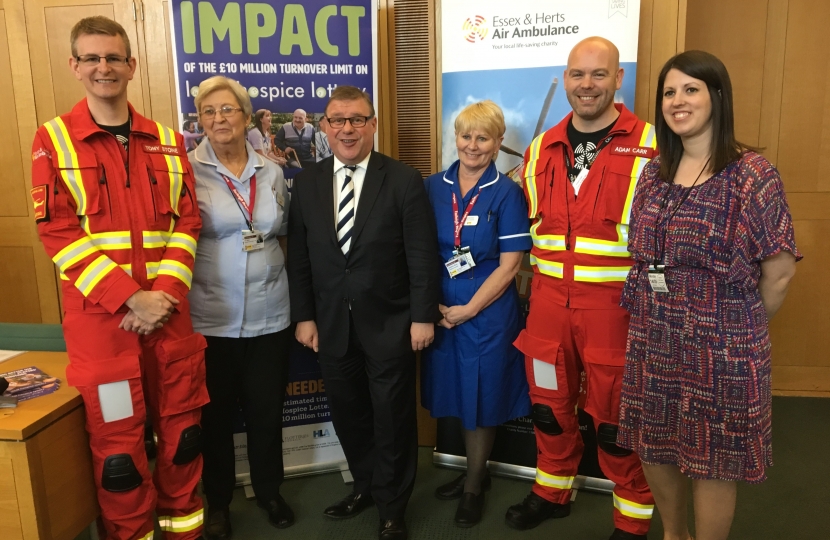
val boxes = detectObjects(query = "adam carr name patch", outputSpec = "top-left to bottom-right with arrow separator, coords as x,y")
610,145 -> 655,159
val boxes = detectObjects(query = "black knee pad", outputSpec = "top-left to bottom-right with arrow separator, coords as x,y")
173,425 -> 202,465
596,423 -> 633,457
532,404 -> 563,436
102,453 -> 142,492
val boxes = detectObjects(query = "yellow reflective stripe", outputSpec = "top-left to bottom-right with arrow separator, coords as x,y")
613,493 -> 654,519
75,255 -> 117,296
44,118 -> 88,215
53,237 -> 99,272
156,123 -> 184,216
156,259 -> 193,288
138,531 -> 153,540
523,134 -> 545,218
89,231 -> 131,250
167,232 -> 197,257
574,234 -> 630,257
531,224 -> 566,251
530,255 -> 564,278
146,261 -> 159,279
622,123 -> 656,226
573,265 -> 630,282
535,468 -> 574,490
143,230 -> 172,249
158,508 -> 204,532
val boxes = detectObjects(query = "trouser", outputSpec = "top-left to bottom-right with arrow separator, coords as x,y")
317,315 -> 418,520
62,301 -> 209,540
201,329 -> 291,508
514,292 -> 654,536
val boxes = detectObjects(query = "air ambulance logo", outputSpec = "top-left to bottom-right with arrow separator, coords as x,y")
462,15 -> 488,43
31,185 -> 49,223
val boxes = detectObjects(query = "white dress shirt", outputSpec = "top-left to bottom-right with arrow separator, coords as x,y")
332,152 -> 372,222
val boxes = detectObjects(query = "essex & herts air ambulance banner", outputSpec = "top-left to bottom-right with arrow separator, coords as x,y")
168,0 -> 379,484
438,0 -> 641,492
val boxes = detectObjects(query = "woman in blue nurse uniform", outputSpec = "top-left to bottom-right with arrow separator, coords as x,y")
422,100 -> 532,527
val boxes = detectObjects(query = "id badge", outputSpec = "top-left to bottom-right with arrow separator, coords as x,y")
242,229 -> 265,252
444,247 -> 476,278
572,168 -> 590,196
647,265 -> 669,293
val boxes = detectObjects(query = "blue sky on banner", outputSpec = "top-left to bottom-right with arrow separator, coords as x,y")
170,0 -> 376,115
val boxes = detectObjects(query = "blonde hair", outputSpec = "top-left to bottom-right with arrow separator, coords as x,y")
454,100 -> 505,139
194,76 -> 253,118
70,16 -> 131,58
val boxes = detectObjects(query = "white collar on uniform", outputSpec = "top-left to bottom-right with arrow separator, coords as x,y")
333,152 -> 371,175
193,138 -> 264,182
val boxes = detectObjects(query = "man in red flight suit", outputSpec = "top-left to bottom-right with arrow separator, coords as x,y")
30,17 -> 207,540
505,37 -> 656,539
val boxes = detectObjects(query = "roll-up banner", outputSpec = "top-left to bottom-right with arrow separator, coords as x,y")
168,0 -> 380,484
437,0 -> 641,494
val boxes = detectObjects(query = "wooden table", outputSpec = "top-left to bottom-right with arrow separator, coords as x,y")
0,352 -> 98,540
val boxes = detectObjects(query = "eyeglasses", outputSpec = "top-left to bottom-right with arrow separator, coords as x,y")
325,115 -> 373,128
75,54 -> 130,67
200,106 -> 243,120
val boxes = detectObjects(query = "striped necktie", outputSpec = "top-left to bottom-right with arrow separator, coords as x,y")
337,165 -> 357,255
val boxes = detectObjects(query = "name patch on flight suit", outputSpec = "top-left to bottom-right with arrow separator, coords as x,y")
610,146 -> 655,159
143,144 -> 182,156
30,185 -> 49,223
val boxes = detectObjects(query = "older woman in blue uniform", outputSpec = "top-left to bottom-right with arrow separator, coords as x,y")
422,100 -> 532,527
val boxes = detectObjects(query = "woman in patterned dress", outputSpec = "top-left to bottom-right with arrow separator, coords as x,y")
617,51 -> 800,540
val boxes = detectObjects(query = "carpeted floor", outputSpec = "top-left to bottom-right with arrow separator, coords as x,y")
75,396 -> 830,539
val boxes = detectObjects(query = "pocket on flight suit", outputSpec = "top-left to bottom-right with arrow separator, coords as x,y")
51,152 -> 102,217
146,154 -> 184,223
582,348 -> 626,424
67,355 -> 145,436
514,330 -> 568,399
157,333 -> 209,417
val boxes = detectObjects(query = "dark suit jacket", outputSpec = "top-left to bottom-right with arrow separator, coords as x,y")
288,151 -> 441,359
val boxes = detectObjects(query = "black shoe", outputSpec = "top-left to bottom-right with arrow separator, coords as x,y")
378,518 -> 408,540
257,495 -> 295,529
609,528 -> 648,540
454,492 -> 485,527
434,473 -> 492,500
323,492 -> 374,519
505,492 -> 570,530
204,507 -> 231,540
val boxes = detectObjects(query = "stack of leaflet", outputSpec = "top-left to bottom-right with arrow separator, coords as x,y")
1,366 -> 61,402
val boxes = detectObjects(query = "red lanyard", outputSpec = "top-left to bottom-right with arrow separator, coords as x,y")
452,189 -> 482,249
222,174 -> 257,230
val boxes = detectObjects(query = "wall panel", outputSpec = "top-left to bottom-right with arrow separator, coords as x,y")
0,0 -> 61,324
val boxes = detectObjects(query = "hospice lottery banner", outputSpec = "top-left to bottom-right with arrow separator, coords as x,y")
168,0 -> 378,481
169,0 -> 377,131
438,0 -> 641,489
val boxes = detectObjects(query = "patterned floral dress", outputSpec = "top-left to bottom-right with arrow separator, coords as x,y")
617,151 -> 801,483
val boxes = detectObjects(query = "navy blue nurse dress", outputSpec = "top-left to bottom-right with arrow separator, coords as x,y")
421,161 -> 532,430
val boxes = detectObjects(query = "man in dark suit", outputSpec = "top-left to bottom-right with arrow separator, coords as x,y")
288,86 -> 440,540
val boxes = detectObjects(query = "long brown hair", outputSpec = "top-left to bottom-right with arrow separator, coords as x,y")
655,50 -> 750,182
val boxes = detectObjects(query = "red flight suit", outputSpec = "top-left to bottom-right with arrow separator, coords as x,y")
30,99 -> 208,540
514,104 -> 656,535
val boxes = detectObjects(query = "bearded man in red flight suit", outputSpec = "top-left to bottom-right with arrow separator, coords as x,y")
505,37 -> 656,540
30,16 -> 207,540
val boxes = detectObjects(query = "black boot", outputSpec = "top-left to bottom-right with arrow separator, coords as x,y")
609,528 -> 648,539
204,506 -> 231,540
505,492 -> 570,530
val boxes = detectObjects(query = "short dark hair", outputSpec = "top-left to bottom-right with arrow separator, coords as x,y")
325,86 -> 375,117
70,16 -> 131,58
655,50 -> 750,182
